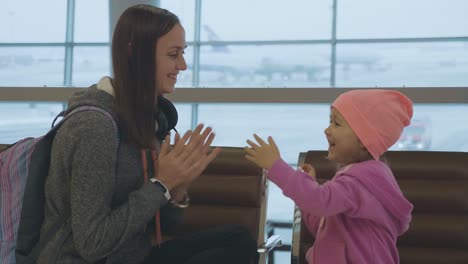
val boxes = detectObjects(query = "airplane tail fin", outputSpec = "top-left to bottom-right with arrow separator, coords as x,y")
203,25 -> 229,53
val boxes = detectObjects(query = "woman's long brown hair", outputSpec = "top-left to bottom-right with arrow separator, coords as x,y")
111,5 -> 179,149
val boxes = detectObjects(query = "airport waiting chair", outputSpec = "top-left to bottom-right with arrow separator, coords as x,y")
292,150 -> 468,264
0,143 -> 281,263
163,146 -> 282,264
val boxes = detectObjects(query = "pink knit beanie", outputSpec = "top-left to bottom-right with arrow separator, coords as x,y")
332,89 -> 413,160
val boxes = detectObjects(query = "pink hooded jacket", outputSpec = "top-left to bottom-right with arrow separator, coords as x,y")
268,158 -> 413,264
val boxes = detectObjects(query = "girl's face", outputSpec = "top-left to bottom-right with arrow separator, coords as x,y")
155,23 -> 187,95
324,107 -> 369,165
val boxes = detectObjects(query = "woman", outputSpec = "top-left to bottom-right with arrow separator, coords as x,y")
38,5 -> 258,264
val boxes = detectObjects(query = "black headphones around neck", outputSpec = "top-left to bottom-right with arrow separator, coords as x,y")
154,96 -> 178,141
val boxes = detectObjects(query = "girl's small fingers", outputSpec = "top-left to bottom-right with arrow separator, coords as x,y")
246,139 -> 260,149
244,154 -> 256,163
253,134 -> 267,146
268,136 -> 279,150
244,146 -> 256,156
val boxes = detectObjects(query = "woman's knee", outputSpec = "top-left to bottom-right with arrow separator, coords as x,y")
223,225 -> 255,242
223,225 -> 257,253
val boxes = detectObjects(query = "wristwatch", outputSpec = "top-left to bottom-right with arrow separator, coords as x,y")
150,178 -> 171,200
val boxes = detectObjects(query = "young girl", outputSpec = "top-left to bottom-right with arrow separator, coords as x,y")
245,89 -> 414,264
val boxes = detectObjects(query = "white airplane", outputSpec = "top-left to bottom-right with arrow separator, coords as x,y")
197,25 -> 332,84
196,25 -> 393,85
336,54 -> 388,71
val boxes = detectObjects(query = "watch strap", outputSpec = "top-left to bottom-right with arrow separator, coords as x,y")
150,178 -> 171,200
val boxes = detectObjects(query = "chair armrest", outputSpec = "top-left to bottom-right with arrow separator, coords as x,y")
291,207 -> 302,264
257,235 -> 283,264
291,157 -> 306,264
258,235 -> 282,252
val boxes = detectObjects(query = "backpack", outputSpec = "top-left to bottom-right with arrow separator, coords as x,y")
0,106 -> 118,264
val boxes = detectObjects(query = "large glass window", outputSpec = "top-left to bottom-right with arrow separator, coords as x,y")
1,1 -> 468,263
160,0 -> 196,42
200,0 -> 333,41
335,42 -> 468,87
337,0 -> 468,39
198,103 -> 468,166
0,0 -> 67,43
199,44 -> 331,88
74,0 -> 110,42
0,102 -> 63,143
172,103 -> 193,137
175,46 -> 194,88
198,103 -> 330,163
0,47 -> 65,86
2,0 -> 467,88
72,46 -> 111,86
409,104 -> 468,152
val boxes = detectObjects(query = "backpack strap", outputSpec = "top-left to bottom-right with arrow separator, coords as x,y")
51,106 -> 119,141
23,106 -> 119,264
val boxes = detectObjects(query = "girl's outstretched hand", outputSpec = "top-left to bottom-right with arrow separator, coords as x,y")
245,134 -> 281,170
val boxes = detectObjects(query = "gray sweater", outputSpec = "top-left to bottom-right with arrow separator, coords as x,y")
38,85 -> 182,264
